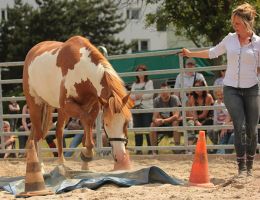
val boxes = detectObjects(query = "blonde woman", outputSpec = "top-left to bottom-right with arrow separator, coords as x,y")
182,3 -> 259,177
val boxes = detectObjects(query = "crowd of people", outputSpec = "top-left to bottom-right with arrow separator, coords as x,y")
131,60 -> 232,155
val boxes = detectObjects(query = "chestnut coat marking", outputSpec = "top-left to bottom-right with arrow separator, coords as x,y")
27,41 -> 109,108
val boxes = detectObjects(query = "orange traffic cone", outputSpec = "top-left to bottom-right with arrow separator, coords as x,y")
16,140 -> 53,197
188,131 -> 214,187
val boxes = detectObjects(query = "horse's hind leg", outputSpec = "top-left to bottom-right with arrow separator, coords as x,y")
24,100 -> 45,172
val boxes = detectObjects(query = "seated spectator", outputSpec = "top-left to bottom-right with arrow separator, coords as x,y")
214,69 -> 226,86
217,114 -> 234,154
149,82 -> 181,154
0,121 -> 16,158
8,97 -> 20,131
18,104 -> 30,157
189,79 -> 214,128
208,88 -> 229,146
181,91 -> 197,146
174,58 -> 207,104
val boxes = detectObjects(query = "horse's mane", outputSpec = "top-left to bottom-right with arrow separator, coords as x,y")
81,36 -> 132,121
103,67 -> 132,121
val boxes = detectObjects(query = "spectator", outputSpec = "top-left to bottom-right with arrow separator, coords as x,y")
18,104 -> 30,158
190,79 -> 214,128
131,64 -> 154,155
214,69 -> 226,86
207,88 -> 229,145
183,92 -> 198,146
149,82 -> 181,154
174,58 -> 207,103
217,114 -> 235,154
0,121 -> 16,158
8,97 -> 20,131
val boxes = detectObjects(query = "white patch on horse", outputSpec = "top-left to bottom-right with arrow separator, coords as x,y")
28,50 -> 62,107
64,48 -> 105,97
104,113 -> 126,153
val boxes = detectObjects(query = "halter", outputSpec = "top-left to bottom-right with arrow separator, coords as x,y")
103,127 -> 128,162
103,127 -> 128,146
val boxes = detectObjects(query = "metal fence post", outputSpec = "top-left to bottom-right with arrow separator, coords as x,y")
95,112 -> 103,156
178,55 -> 189,149
0,68 -> 4,150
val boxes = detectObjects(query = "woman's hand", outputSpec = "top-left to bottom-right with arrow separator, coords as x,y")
220,129 -> 227,139
181,48 -> 191,57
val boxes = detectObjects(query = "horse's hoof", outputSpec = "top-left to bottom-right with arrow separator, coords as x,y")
58,157 -> 66,164
80,152 -> 93,162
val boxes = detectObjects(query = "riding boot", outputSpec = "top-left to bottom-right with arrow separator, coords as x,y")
237,157 -> 246,177
246,154 -> 254,177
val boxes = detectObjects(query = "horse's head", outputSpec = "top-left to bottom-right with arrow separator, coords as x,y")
101,93 -> 133,170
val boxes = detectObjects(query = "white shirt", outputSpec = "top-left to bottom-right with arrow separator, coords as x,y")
174,72 -> 206,89
213,101 -> 228,125
209,32 -> 260,88
130,79 -> 154,109
174,72 -> 206,103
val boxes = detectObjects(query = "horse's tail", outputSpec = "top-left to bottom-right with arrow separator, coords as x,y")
41,103 -> 54,139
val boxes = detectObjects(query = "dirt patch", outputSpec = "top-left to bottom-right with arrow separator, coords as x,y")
0,154 -> 259,200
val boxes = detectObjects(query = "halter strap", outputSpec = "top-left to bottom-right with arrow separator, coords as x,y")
104,127 -> 128,146
108,137 -> 128,146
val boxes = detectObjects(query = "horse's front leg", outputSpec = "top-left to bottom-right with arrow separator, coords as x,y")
55,110 -> 68,164
80,125 -> 95,170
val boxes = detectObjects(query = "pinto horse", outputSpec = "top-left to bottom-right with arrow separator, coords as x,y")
23,36 -> 133,170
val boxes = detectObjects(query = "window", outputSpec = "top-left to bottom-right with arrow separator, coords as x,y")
126,8 -> 141,20
1,9 -> 7,21
131,39 -> 149,53
140,40 -> 148,51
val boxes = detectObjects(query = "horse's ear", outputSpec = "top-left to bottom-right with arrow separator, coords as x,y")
122,93 -> 134,109
109,95 -> 122,114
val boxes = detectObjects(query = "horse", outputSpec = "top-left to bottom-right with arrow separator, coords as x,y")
23,35 -> 133,170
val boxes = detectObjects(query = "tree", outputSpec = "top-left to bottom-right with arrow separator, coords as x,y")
146,0 -> 260,47
0,0 -> 129,96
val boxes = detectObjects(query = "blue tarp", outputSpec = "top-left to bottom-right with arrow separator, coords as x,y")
0,165 -> 184,196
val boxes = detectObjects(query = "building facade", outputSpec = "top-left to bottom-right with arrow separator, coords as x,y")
0,0 -> 195,53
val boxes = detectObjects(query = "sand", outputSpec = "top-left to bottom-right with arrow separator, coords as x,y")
0,154 -> 259,200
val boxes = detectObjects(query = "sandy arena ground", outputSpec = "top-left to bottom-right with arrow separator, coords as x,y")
0,154 -> 259,200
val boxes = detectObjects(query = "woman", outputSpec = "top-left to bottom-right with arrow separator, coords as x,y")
8,98 -> 20,131
182,3 -> 259,177
190,79 -> 214,128
131,64 -> 154,154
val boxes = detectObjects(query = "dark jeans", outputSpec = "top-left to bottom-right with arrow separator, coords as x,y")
223,84 -> 259,161
18,135 -> 28,149
133,113 -> 152,147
